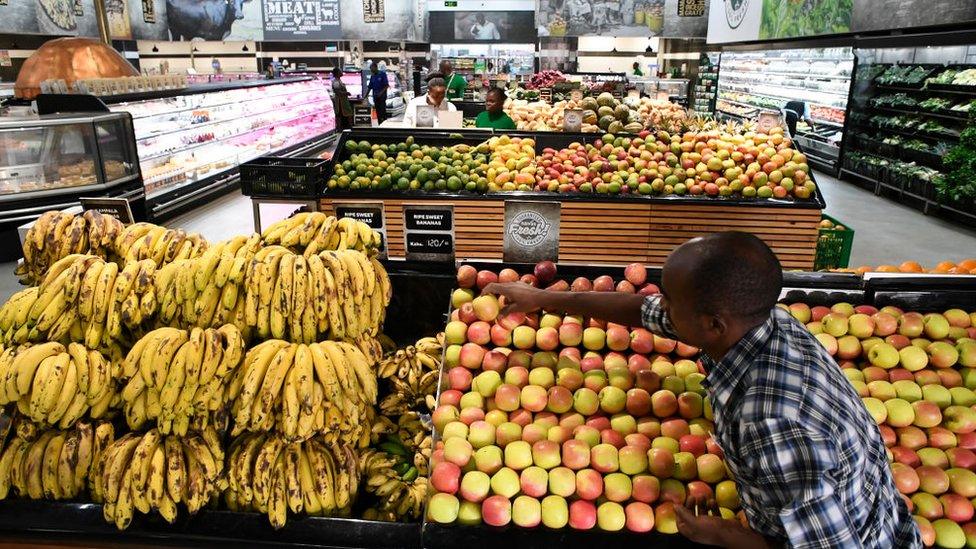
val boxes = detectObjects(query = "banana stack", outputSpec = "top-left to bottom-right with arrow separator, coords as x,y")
0,342 -> 117,427
377,334 -> 443,417
224,339 -> 379,445
153,234 -> 262,333
240,248 -> 391,343
114,223 -> 209,266
0,421 -> 114,502
358,446 -> 428,522
119,325 -> 245,435
0,254 -> 158,349
261,212 -> 381,257
224,433 -> 360,529
93,426 -> 224,529
17,211 -> 123,286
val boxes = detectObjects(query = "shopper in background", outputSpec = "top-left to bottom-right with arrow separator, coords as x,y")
632,61 -> 643,77
485,232 -> 922,549
367,61 -> 389,124
783,99 -> 812,136
402,75 -> 457,127
330,66 -> 353,130
470,13 -> 501,40
440,60 -> 467,100
474,88 -> 516,130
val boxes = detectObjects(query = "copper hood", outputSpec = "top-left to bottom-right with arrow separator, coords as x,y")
15,37 -> 139,100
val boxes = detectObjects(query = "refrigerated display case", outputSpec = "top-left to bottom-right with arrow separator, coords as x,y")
717,47 -> 854,172
691,53 -> 719,116
103,77 -> 336,221
0,111 -> 144,260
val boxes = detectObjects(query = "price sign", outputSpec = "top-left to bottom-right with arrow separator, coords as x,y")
563,109 -> 583,133
335,202 -> 387,258
570,89 -> 583,102
363,0 -> 384,22
80,197 -> 134,224
503,201 -> 560,263
403,205 -> 454,262
677,0 -> 705,16
416,105 -> 437,128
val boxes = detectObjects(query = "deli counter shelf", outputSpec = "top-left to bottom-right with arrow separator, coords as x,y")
0,111 -> 145,261
101,77 -> 337,222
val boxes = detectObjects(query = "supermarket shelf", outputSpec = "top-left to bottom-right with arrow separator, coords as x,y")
136,94 -> 329,141
810,117 -> 845,128
139,102 -> 331,162
115,82 -> 319,122
720,69 -> 851,81
718,84 -> 848,107
103,77 -> 314,110
869,105 -> 970,123
852,122 -> 958,143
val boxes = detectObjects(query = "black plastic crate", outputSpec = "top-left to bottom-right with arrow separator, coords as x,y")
240,157 -> 329,198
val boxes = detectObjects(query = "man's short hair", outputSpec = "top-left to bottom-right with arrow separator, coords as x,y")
679,232 -> 783,322
486,87 -> 506,100
428,77 -> 447,88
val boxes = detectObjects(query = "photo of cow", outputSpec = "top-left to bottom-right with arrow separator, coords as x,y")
166,0 -> 262,40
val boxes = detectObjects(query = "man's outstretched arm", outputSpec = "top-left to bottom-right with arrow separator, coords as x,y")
483,283 -> 679,340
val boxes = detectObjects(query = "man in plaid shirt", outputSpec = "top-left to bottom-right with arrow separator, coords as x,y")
485,232 -> 920,548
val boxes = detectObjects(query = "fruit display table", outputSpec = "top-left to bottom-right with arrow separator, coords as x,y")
308,129 -> 825,270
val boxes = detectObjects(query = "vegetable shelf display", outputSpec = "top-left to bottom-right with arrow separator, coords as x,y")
841,48 -> 976,226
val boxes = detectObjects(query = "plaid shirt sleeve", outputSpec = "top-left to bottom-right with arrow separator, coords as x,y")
640,295 -> 679,340
740,418 -> 862,549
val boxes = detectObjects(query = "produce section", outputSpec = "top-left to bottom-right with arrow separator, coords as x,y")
716,48 -> 854,173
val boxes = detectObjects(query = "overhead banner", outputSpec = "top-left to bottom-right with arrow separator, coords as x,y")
536,0 -> 668,37
707,0 -> 976,43
429,10 -> 536,42
262,0 -> 341,39
663,0 -> 708,37
340,0 -> 418,40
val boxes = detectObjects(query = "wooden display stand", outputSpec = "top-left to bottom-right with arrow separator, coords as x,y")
319,196 -> 821,269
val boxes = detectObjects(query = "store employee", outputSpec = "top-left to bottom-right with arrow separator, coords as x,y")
440,60 -> 467,100
402,76 -> 457,127
475,88 -> 516,130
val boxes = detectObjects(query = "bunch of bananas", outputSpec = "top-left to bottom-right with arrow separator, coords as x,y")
224,433 -> 360,528
261,212 -> 381,257
0,254 -> 158,349
17,211 -> 123,285
120,325 -> 244,435
224,339 -> 379,444
0,342 -> 117,427
114,223 -> 209,266
359,446 -> 429,521
153,234 -> 262,333
0,421 -> 114,502
377,334 -> 443,417
240,248 -> 391,343
92,426 -> 224,529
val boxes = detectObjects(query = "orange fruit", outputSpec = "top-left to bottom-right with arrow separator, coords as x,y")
855,265 -> 873,274
936,261 -> 957,271
877,265 -> 900,273
899,261 -> 924,273
957,259 -> 976,271
969,268 -> 976,275
931,266 -> 952,274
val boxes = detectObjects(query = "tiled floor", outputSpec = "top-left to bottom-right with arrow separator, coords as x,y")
2,172 -> 975,302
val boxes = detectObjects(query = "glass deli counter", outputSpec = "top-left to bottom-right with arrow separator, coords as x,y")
0,112 -> 144,260
104,77 -> 337,221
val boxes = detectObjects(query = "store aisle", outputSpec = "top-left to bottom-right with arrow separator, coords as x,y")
816,170 -> 976,268
2,174 -> 976,303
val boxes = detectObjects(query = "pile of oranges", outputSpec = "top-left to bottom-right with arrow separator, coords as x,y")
834,259 -> 976,275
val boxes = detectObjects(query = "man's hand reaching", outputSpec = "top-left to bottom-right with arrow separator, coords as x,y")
675,497 -> 777,549
482,283 -> 545,314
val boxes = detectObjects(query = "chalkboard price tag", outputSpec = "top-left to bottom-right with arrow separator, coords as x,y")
404,208 -> 452,231
403,204 -> 454,262
406,233 -> 454,257
80,197 -> 134,224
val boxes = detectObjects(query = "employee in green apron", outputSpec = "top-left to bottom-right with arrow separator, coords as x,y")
440,60 -> 467,100
475,88 -> 516,130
